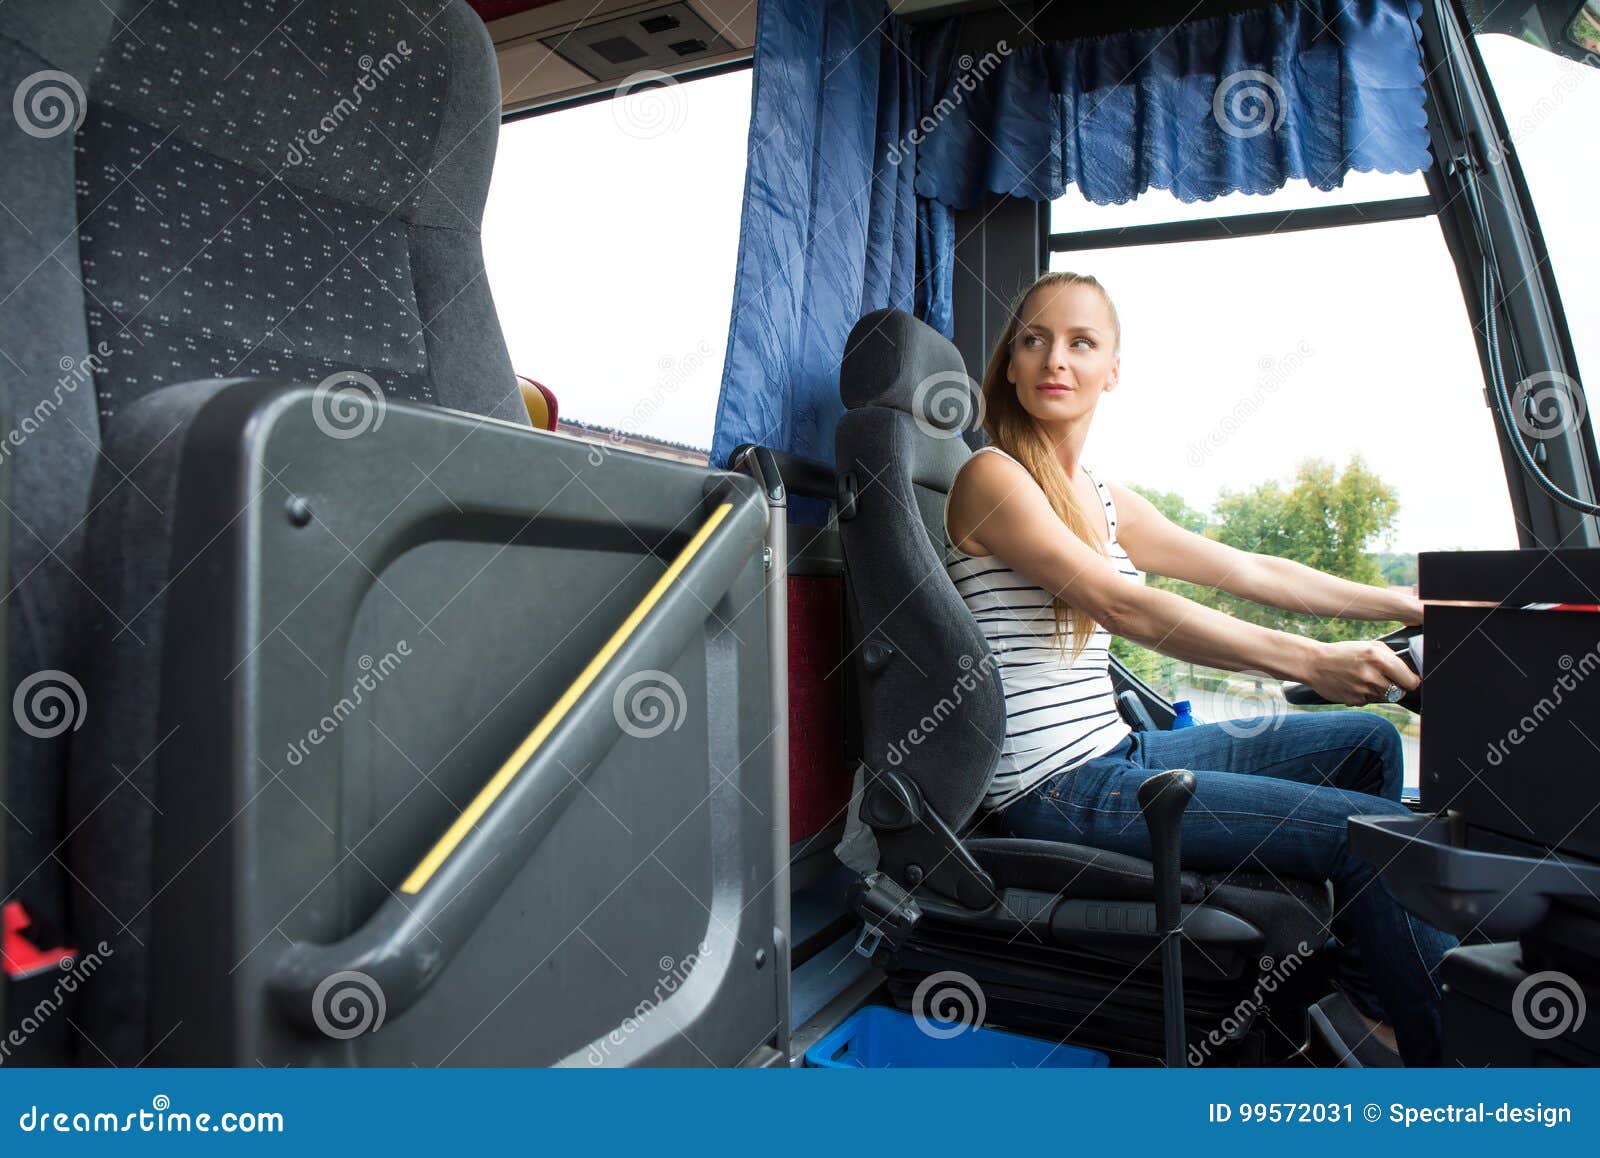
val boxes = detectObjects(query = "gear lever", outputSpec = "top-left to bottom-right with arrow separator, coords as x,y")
1138,769 -> 1196,1067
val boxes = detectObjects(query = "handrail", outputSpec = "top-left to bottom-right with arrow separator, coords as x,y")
728,444 -> 793,1060
269,480 -> 767,1034
730,442 -> 837,503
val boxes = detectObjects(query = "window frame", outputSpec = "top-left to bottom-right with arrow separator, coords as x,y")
486,59 -> 754,459
1046,193 -> 1438,254
499,56 -> 752,127
953,0 -> 1599,553
1436,0 -> 1600,550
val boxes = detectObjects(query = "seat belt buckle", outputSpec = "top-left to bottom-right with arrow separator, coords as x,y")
848,871 -> 921,960
3,901 -> 76,981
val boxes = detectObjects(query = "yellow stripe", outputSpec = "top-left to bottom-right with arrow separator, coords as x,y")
399,502 -> 735,894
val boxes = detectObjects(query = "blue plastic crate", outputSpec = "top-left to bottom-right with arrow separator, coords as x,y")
804,1005 -> 1109,1069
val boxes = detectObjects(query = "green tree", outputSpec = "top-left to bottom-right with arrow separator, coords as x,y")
1110,459 -> 1405,693
1109,634 -> 1169,686
1373,552 -> 1418,586
1128,485 -> 1208,534
1203,456 -> 1400,642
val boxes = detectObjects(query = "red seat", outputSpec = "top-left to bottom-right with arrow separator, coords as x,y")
787,574 -> 852,843
517,376 -> 559,431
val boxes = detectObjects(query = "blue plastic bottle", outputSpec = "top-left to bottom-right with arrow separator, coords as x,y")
1171,700 -> 1196,728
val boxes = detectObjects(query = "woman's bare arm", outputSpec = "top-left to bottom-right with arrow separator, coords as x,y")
947,453 -> 1418,703
1109,482 -> 1423,626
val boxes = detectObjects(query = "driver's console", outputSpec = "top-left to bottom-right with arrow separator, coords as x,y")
1348,548 -> 1600,1065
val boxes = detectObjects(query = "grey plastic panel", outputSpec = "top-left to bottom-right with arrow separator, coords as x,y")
149,386 -> 778,1065
537,3 -> 733,83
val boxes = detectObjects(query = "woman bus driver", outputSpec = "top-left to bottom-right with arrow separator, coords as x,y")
943,270 -> 1456,1066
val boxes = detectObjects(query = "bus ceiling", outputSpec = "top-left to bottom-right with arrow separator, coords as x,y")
472,0 -> 756,116
472,1 -> 1597,119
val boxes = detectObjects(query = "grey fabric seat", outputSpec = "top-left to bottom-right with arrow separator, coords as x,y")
834,309 -> 1332,1061
1,0 -> 526,1063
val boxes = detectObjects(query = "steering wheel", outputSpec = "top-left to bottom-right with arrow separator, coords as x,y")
1281,626 -> 1423,714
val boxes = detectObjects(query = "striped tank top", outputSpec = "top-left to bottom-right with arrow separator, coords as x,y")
943,446 -> 1144,811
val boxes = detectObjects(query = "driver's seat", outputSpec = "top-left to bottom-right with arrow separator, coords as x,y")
833,308 -> 1334,1063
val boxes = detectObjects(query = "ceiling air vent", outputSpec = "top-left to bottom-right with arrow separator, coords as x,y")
540,2 -> 734,83
591,36 -> 647,64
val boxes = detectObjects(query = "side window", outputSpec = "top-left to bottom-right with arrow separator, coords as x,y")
481,69 -> 753,461
1049,174 -> 1519,793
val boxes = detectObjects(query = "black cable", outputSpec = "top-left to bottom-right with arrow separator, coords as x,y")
1433,0 -> 1600,516
1479,254 -> 1600,515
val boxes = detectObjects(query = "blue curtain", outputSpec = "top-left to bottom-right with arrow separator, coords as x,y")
916,0 -> 1431,209
708,0 -> 959,469
710,0 -> 1432,468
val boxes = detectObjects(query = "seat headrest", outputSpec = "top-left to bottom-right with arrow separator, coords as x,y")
840,309 -> 981,435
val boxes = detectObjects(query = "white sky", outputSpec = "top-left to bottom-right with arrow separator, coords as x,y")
482,70 -> 752,450
482,34 -> 1597,556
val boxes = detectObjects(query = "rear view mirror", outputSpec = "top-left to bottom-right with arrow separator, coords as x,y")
1475,0 -> 1600,68
1568,1 -> 1600,60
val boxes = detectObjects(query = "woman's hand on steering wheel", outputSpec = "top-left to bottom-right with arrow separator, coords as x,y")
1304,639 -> 1421,707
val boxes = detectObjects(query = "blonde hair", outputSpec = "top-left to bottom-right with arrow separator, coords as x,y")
976,271 -> 1121,663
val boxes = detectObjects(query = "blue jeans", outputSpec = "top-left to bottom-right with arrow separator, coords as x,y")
998,710 -> 1457,1066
